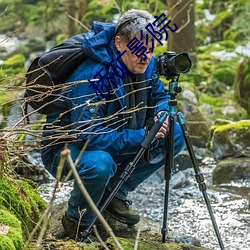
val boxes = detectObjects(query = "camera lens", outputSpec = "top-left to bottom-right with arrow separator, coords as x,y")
174,53 -> 192,73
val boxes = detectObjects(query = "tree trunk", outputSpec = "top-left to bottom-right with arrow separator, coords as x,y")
167,0 -> 196,62
78,0 -> 88,20
67,0 -> 77,36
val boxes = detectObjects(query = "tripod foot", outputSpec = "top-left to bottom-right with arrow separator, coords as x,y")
161,227 -> 168,243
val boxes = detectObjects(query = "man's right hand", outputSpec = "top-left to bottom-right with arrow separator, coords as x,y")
154,112 -> 169,139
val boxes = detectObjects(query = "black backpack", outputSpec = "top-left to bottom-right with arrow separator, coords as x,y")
24,34 -> 87,115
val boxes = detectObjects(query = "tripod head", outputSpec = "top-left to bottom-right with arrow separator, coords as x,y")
168,76 -> 182,100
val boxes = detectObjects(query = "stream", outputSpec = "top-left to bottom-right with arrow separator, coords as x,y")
38,155 -> 250,250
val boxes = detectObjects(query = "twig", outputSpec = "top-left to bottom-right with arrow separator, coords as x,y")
134,220 -> 142,250
170,0 -> 193,22
93,225 -> 110,250
68,14 -> 90,31
62,148 -> 124,250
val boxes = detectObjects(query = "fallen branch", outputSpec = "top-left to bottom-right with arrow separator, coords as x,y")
62,148 -> 124,250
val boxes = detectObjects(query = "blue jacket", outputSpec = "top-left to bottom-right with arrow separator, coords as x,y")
44,21 -> 170,156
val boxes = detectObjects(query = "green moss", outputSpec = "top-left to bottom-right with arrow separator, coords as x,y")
0,235 -> 16,250
0,209 -> 21,229
7,228 -> 24,249
213,120 -> 250,133
0,175 -> 46,239
218,40 -> 237,51
199,95 -> 224,107
0,209 -> 24,249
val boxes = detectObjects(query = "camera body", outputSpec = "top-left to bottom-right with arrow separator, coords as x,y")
156,51 -> 192,79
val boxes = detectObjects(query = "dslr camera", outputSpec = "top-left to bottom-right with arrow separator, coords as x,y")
156,51 -> 192,79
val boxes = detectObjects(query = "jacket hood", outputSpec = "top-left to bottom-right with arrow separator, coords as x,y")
82,21 -> 116,64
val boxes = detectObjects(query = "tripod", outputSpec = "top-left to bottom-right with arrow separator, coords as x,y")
162,77 -> 225,249
82,77 -> 225,250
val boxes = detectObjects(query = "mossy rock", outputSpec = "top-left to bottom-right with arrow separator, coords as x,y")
0,209 -> 24,250
209,120 -> 250,160
107,237 -> 210,250
199,92 -> 249,122
0,174 -> 47,239
213,157 -> 250,184
28,237 -> 211,250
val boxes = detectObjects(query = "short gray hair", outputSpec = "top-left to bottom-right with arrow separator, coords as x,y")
115,9 -> 155,41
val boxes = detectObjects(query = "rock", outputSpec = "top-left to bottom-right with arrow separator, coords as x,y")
199,103 -> 213,117
181,89 -> 199,105
44,202 -> 211,250
179,100 -> 211,148
170,168 -> 193,189
213,157 -> 250,184
209,120 -> 250,160
221,105 -> 237,116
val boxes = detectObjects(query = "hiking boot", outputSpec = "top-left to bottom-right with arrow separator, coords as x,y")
105,196 -> 140,225
61,213 -> 97,243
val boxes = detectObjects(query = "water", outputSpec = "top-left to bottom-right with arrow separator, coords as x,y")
38,157 -> 250,250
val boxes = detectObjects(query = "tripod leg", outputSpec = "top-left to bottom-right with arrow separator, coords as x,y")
81,112 -> 168,240
162,114 -> 175,243
177,112 -> 225,250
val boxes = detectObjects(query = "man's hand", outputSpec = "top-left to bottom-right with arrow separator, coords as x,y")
154,111 -> 169,139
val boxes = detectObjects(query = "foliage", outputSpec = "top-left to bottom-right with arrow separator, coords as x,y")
197,0 -> 250,46
0,54 -> 26,87
213,67 -> 235,86
1,54 -> 25,68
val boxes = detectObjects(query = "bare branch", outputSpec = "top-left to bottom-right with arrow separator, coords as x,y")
68,14 -> 90,32
63,148 -> 124,250
175,5 -> 191,33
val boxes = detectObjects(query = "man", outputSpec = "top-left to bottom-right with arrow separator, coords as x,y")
41,9 -> 185,241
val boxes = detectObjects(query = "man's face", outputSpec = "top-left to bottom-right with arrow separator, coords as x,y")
115,35 -> 154,75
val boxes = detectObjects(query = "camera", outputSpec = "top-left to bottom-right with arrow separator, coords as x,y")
156,51 -> 192,79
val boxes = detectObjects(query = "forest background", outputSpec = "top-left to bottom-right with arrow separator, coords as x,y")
0,0 -> 250,126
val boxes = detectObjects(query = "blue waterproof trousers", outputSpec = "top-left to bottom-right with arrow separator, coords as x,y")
41,122 -> 185,226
